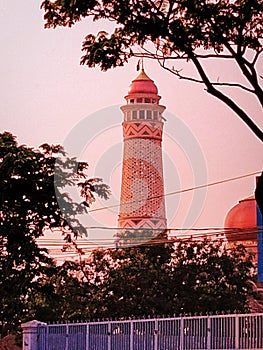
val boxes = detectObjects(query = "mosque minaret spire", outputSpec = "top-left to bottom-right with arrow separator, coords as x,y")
118,68 -> 167,236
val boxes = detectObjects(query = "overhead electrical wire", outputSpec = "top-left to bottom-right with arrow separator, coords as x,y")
37,227 -> 262,254
36,170 -> 262,255
88,170 -> 261,213
37,226 -> 262,239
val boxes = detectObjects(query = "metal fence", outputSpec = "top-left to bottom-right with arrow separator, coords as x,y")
36,313 -> 263,350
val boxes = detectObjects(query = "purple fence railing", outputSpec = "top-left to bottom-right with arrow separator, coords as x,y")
22,313 -> 263,350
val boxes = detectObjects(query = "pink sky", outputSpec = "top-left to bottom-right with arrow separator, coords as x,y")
0,1 -> 262,247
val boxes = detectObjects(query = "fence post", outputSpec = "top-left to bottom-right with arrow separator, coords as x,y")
235,314 -> 239,350
108,322 -> 111,350
207,316 -> 211,350
179,317 -> 184,350
86,323 -> 89,350
154,319 -> 158,350
130,320 -> 133,350
65,323 -> 69,350
21,320 -> 47,350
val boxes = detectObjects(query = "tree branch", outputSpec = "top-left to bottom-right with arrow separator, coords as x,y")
135,49 -> 259,96
224,42 -> 263,108
133,51 -> 188,60
252,48 -> 263,66
183,51 -> 263,142
195,54 -> 233,59
135,50 -> 233,60
159,64 -> 256,93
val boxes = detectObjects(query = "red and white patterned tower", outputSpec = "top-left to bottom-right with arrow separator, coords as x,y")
118,69 -> 167,234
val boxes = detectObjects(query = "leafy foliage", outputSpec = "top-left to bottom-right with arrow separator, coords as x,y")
0,132 -> 259,335
0,132 -> 110,336
41,0 -> 263,141
86,241 -> 175,319
70,238 -> 257,320
27,261 -> 93,322
17,238 -> 258,326
171,240 -> 255,314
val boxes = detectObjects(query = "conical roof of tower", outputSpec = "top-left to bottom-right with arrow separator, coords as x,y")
128,69 -> 158,94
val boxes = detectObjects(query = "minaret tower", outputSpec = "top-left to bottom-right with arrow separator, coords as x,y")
118,68 -> 167,236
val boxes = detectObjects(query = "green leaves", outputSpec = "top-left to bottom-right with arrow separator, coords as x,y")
41,0 -> 263,65
0,132 -> 109,335
172,240 -> 255,314
81,29 -> 132,70
52,237 -> 257,321
41,0 -> 100,28
41,0 -> 263,140
28,261 -> 93,322
7,237 -> 259,328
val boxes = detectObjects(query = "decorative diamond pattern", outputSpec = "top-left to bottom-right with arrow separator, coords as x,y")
118,125 -> 166,229
122,121 -> 163,140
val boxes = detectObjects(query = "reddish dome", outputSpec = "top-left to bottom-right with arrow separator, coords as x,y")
128,69 -> 158,95
224,196 -> 257,241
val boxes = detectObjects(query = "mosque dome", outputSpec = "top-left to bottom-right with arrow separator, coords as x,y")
128,69 -> 158,95
224,196 -> 257,242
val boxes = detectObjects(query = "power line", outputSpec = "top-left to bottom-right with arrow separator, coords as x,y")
38,227 -> 262,254
88,170 -> 261,213
38,169 -> 261,255
37,226 -> 262,236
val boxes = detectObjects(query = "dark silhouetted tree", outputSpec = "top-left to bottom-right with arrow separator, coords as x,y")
0,132 -> 110,336
41,0 -> 263,141
80,238 -> 257,318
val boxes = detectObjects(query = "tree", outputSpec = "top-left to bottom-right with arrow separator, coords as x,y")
80,238 -> 257,319
41,0 -> 263,141
0,132 -> 110,336
171,239 -> 256,314
87,241 -> 175,319
27,261 -> 93,322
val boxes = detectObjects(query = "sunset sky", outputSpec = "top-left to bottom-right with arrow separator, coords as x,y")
1,1 -> 262,248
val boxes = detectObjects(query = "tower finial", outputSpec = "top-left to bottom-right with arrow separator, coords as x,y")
136,58 -> 144,72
